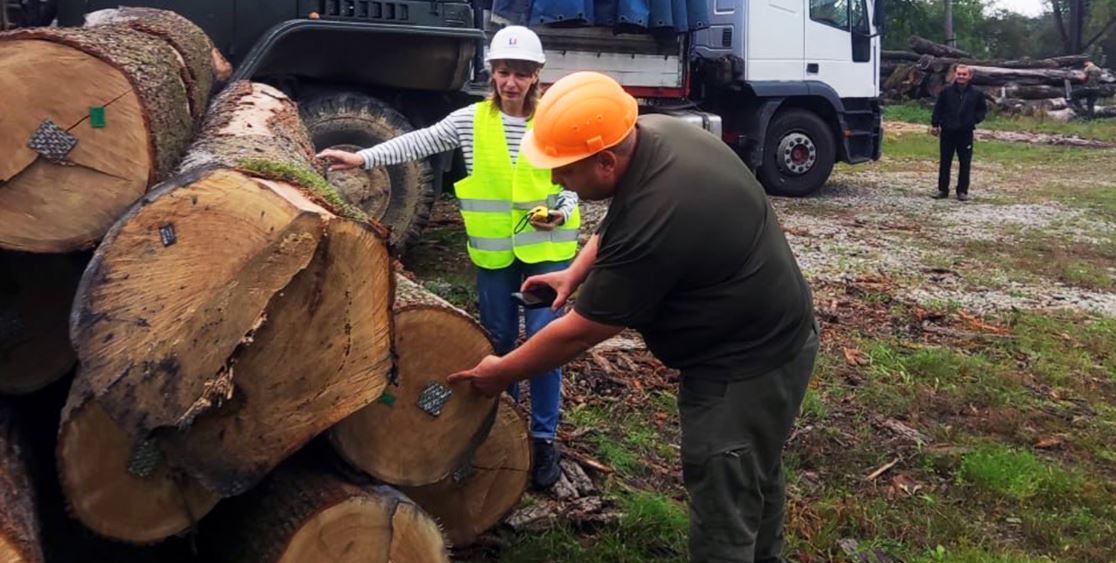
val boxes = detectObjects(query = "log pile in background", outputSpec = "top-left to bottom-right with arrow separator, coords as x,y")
882,35 -> 1116,120
0,9 -> 218,253
2,9 -> 536,560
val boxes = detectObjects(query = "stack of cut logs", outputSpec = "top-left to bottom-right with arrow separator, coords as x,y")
1,9 -> 528,562
882,35 -> 1116,121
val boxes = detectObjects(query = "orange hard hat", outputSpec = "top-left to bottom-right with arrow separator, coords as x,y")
521,72 -> 638,169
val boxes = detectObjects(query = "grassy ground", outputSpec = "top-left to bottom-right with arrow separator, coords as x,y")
407,116 -> 1116,562
884,101 -> 1116,143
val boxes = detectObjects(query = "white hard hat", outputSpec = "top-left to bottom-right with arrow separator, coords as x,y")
486,26 -> 546,65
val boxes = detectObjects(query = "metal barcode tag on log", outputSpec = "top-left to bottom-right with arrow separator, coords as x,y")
28,119 -> 78,162
127,439 -> 163,479
417,382 -> 452,417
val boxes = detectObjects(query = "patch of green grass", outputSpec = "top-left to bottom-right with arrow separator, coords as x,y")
958,444 -> 1084,501
1005,311 -> 1116,388
623,419 -> 660,453
884,101 -> 933,124
500,491 -> 687,563
910,545 -> 1054,563
649,390 -> 678,414
799,386 -> 829,420
567,403 -> 609,428
500,525 -> 589,562
961,235 -> 1116,292
860,341 -> 1018,414
594,434 -> 640,475
882,134 -> 1096,165
616,491 -> 689,553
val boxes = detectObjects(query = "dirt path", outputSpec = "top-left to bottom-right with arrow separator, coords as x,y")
885,120 -> 1116,148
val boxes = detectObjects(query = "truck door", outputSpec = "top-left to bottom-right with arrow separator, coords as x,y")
803,0 -> 875,98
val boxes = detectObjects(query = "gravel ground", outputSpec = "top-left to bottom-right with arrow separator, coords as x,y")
577,161 -> 1116,316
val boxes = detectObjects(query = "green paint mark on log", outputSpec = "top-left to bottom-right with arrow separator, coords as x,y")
90,106 -> 106,129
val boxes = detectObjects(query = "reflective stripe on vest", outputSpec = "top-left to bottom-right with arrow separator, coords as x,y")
468,229 -> 580,252
453,101 -> 581,269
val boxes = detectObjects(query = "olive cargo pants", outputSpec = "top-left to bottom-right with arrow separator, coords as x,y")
679,324 -> 819,562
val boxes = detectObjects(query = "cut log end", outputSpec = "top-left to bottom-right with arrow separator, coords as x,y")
331,274 -> 496,487
403,398 -> 531,547
71,167 -> 330,439
57,389 -> 218,544
161,218 -> 393,497
203,468 -> 449,563
0,39 -> 151,253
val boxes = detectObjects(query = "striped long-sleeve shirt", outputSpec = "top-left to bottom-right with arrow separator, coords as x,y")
357,103 -> 579,221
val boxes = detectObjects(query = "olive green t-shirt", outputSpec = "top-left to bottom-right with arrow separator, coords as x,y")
574,115 -> 814,380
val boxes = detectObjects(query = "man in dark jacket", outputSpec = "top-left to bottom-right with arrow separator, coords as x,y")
931,65 -> 987,201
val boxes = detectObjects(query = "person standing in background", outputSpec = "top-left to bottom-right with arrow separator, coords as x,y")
931,64 -> 987,202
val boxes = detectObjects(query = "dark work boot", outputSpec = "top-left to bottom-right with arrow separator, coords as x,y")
531,439 -> 561,490
932,191 -> 949,199
957,192 -> 970,202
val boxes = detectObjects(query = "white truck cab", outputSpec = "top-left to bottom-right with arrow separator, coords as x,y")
521,0 -> 884,195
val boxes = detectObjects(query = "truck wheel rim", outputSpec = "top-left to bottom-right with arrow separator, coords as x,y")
777,133 -> 817,176
322,144 -> 391,220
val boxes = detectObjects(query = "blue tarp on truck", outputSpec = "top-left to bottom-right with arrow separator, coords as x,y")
490,0 -> 709,33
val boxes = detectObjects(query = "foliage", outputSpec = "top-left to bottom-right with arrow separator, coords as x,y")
883,0 -> 1116,59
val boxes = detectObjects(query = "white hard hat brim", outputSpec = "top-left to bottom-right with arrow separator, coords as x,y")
485,51 -> 547,64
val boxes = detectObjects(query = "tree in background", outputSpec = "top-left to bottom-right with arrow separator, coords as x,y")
884,0 -> 1113,59
1050,0 -> 1116,54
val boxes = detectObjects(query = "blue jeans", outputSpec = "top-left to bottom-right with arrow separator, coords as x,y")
476,259 -> 570,440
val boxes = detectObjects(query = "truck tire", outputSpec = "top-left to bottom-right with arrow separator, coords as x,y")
757,109 -> 835,197
5,0 -> 57,27
301,93 -> 435,254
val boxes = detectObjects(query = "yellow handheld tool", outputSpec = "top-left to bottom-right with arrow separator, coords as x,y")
515,206 -> 552,233
528,206 -> 550,222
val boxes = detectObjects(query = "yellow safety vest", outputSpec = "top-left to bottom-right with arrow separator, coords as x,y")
453,101 -> 581,269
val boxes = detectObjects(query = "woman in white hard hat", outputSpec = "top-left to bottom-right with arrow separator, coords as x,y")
318,26 -> 579,491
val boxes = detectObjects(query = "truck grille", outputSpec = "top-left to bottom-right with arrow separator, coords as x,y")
320,0 -> 411,22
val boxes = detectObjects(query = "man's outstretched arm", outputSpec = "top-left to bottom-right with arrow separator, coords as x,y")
448,309 -> 623,395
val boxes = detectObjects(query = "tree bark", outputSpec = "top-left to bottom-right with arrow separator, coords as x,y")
916,54 -> 1091,71
881,50 -> 921,62
984,84 -> 1066,100
200,462 -> 449,563
332,274 -> 497,487
70,81 -> 374,451
402,398 -> 530,547
963,65 -> 1084,87
0,12 -> 216,253
909,35 -> 971,58
83,8 -> 217,120
56,380 -> 219,544
0,402 -> 43,563
1,252 -> 86,395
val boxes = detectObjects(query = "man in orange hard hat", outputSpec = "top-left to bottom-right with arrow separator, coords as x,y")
450,72 -> 817,563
